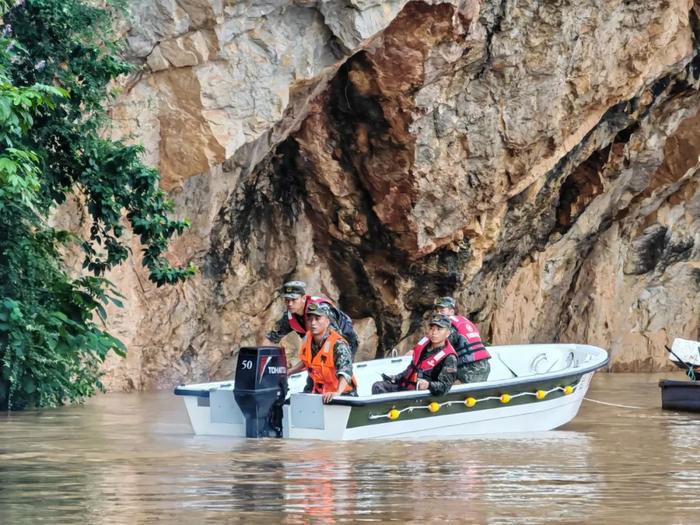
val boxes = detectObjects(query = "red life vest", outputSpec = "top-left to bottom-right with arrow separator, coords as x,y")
450,315 -> 491,363
405,337 -> 457,389
287,296 -> 335,336
299,330 -> 356,394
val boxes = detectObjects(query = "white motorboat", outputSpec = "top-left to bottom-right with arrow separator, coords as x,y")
175,343 -> 608,440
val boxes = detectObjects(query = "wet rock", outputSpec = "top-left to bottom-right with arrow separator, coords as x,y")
79,0 -> 700,389
624,224 -> 668,275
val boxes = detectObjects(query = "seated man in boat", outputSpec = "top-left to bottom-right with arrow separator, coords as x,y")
262,280 -> 360,357
434,296 -> 491,383
285,302 -> 357,403
372,314 -> 458,396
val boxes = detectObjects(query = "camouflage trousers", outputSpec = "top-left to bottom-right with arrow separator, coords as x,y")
456,359 -> 491,383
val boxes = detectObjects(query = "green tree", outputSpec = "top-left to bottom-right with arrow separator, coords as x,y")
0,0 -> 195,409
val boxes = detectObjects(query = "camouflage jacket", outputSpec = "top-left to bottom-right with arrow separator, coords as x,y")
396,343 -> 457,396
266,305 -> 344,344
265,311 -> 303,343
448,329 -> 470,359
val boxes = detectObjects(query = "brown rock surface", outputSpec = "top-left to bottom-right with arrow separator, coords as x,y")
87,0 -> 700,389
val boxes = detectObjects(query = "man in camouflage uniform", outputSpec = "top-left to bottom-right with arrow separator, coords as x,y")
372,314 -> 458,396
286,302 -> 356,403
262,280 -> 359,357
434,296 -> 490,383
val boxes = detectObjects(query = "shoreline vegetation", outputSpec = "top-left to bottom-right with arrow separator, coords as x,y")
0,0 -> 194,410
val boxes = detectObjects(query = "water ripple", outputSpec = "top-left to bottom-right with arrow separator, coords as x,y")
1,373 -> 699,524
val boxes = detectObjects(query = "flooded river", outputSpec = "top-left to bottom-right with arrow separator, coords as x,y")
1,372 -> 699,524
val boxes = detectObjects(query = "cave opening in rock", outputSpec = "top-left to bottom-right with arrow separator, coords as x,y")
206,137 -> 305,277
555,146 -> 608,234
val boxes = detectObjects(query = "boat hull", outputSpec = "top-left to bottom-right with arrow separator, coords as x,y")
659,379 -> 700,413
285,372 -> 595,440
175,343 -> 608,440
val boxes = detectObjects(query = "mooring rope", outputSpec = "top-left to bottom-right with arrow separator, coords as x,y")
583,397 -> 644,410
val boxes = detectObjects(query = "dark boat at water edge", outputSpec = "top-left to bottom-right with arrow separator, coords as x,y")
659,338 -> 700,414
659,379 -> 700,413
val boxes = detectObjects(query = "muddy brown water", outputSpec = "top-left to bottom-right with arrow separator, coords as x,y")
1,373 -> 699,524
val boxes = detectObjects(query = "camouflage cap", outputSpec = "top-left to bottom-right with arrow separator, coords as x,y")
282,280 -> 307,299
433,296 -> 456,309
306,301 -> 333,318
428,313 -> 452,329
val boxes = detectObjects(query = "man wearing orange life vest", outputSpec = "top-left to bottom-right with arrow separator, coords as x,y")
434,296 -> 490,383
262,280 -> 359,357
371,314 -> 458,396
285,302 -> 357,403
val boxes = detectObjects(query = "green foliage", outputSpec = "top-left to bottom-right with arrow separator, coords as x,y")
6,0 -> 194,283
0,1 -> 15,16
0,0 -> 195,410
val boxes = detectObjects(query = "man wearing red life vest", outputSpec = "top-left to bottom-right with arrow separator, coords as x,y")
433,296 -> 490,383
286,302 -> 357,403
262,280 -> 359,356
371,314 -> 458,396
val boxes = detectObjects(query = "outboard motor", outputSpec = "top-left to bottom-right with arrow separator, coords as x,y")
233,346 -> 288,438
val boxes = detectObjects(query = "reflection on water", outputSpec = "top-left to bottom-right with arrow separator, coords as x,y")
1,373 -> 699,524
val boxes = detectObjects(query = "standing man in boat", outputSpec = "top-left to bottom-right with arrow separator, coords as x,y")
285,302 -> 357,403
262,280 -> 359,357
433,296 -> 490,383
372,314 -> 458,396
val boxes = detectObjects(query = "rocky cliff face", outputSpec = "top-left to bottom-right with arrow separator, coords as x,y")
99,0 -> 700,390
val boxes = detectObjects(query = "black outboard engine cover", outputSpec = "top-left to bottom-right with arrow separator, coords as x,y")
233,346 -> 288,438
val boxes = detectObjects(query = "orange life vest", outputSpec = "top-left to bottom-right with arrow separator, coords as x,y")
299,330 -> 356,394
404,337 -> 457,389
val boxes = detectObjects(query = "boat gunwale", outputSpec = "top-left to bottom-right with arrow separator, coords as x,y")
174,382 -> 233,397
174,387 -> 211,398
174,350 -> 608,402
658,379 -> 700,387
330,354 -> 608,406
